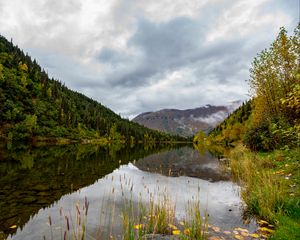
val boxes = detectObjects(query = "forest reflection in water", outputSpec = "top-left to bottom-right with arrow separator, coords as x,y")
0,143 -> 254,240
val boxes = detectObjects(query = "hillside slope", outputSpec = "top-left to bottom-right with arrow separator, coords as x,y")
0,35 -> 184,143
133,101 -> 241,137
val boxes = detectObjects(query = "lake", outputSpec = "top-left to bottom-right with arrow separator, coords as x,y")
0,143 -> 256,239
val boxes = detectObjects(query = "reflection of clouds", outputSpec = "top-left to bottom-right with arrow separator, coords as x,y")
10,163 -> 246,240
135,147 -> 229,181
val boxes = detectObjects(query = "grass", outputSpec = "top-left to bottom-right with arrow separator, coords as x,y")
229,145 -> 300,239
121,194 -> 208,240
45,197 -> 90,240
45,180 -> 208,240
180,201 -> 208,240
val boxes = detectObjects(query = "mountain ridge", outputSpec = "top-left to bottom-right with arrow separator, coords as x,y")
132,101 -> 242,137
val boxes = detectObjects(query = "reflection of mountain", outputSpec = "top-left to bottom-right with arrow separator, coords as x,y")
132,101 -> 242,137
0,144 -> 168,238
135,146 -> 230,181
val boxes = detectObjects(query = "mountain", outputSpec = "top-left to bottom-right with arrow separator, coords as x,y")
132,101 -> 242,137
0,35 -> 185,143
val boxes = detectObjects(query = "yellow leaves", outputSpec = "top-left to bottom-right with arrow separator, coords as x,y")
250,233 -> 259,238
257,219 -> 269,225
208,237 -> 222,240
9,225 -> 17,229
134,224 -> 143,230
232,227 -> 249,239
18,62 -> 28,72
234,234 -> 244,240
274,170 -> 285,174
179,221 -> 185,226
168,223 -> 177,230
234,227 -> 248,233
223,230 -> 231,235
183,228 -> 190,235
172,229 -> 181,235
240,231 -> 249,237
258,227 -> 274,233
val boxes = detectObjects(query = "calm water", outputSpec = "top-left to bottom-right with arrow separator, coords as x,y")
0,143 -> 255,239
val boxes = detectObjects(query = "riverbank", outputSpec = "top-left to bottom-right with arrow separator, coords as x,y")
229,145 -> 300,239
0,134 -> 191,148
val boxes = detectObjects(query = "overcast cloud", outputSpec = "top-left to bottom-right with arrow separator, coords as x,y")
0,0 -> 298,118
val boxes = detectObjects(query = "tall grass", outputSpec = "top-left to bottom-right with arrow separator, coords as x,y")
122,194 -> 177,240
121,194 -> 208,240
180,201 -> 208,240
229,145 -> 286,222
45,197 -> 90,240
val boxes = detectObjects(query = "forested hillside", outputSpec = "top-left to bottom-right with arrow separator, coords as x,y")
206,100 -> 252,146
0,36 -> 185,143
204,25 -> 300,151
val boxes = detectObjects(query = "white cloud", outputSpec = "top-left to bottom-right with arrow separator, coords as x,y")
0,0 -> 297,118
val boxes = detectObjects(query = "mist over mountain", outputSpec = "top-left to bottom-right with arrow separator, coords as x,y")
132,101 -> 242,137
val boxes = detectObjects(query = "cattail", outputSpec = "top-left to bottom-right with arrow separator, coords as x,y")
76,203 -> 81,216
59,207 -> 63,217
48,216 -> 52,226
84,197 -> 89,216
65,216 -> 70,231
64,231 -> 67,240
78,215 -> 81,226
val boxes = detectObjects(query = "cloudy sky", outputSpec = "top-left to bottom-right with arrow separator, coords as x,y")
0,0 -> 298,118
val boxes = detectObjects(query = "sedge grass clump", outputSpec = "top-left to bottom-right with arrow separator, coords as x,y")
180,201 -> 208,240
229,145 -> 286,223
121,194 -> 177,240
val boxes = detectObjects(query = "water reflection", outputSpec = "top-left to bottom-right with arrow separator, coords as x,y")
135,146 -> 230,181
0,144 -> 255,240
0,143 -> 170,238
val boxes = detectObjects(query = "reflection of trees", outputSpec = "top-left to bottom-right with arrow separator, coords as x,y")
206,144 -> 230,159
193,142 -> 205,155
0,143 -> 167,238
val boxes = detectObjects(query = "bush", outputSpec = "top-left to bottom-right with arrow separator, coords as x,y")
244,117 -> 299,152
243,121 -> 271,151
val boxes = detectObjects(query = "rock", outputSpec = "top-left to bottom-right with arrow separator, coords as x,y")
208,236 -> 222,240
143,234 -> 180,240
212,226 -> 220,232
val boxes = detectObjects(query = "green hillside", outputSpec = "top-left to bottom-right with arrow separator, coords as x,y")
207,100 -> 253,147
0,36 -> 185,144
205,25 -> 300,151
